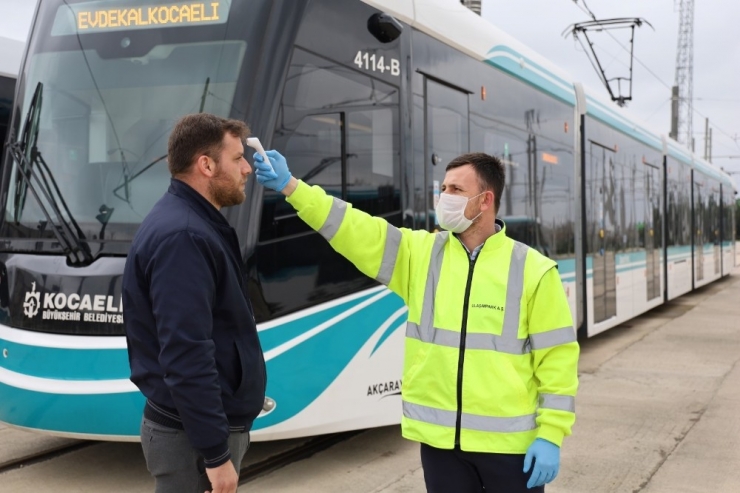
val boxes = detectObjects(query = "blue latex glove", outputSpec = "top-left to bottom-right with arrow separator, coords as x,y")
253,149 -> 292,192
523,438 -> 560,489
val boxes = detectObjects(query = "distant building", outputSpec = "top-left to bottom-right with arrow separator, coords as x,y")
0,36 -> 24,79
1,36 -> 24,146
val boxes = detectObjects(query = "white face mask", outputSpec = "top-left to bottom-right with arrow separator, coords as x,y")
435,192 -> 484,233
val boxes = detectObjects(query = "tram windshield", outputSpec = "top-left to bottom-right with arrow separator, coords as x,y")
1,0 -> 249,250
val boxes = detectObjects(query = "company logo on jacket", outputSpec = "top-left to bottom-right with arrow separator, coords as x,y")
471,303 -> 504,312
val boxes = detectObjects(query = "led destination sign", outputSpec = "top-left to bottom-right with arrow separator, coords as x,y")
78,2 -> 222,30
52,0 -> 231,35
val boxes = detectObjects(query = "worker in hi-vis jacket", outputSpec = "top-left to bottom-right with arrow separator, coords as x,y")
253,150 -> 578,492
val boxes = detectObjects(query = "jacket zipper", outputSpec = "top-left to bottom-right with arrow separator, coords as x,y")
454,254 -> 477,447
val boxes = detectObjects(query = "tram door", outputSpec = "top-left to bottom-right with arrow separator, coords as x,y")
424,78 -> 469,231
588,142 -> 617,323
645,164 -> 661,300
694,178 -> 705,282
712,188 -> 720,275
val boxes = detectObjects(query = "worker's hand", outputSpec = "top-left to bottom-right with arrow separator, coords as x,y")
205,459 -> 238,493
253,149 -> 292,192
523,438 -> 560,489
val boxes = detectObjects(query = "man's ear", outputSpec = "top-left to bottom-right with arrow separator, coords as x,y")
195,155 -> 215,177
483,190 -> 495,211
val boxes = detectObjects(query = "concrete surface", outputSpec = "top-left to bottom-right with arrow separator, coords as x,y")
247,273 -> 740,493
2,272 -> 740,492
0,432 -> 312,492
0,424 -> 79,469
0,442 -> 152,492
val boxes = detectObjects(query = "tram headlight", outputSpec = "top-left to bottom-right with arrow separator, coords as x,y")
259,397 -> 276,418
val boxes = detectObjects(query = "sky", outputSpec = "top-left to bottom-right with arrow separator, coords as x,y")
0,0 -> 738,184
481,0 -> 740,186
0,1 -> 35,42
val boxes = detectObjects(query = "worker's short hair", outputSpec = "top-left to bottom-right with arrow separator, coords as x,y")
446,152 -> 505,213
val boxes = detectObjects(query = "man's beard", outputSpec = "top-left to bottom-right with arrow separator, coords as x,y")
209,165 -> 246,208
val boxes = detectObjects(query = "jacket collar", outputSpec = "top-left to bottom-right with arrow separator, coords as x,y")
168,178 -> 230,228
485,218 -> 508,250
452,218 -> 508,254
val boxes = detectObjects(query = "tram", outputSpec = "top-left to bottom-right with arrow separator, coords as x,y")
0,0 -> 734,441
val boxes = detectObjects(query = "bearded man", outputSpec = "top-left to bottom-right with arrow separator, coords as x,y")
123,113 -> 266,493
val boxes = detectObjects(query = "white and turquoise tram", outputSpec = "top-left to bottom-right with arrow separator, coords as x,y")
0,0 -> 734,441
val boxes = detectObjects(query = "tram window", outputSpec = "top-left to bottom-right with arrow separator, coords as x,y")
5,40 -> 246,235
471,113 -> 576,258
726,190 -> 737,243
469,64 -> 576,259
253,47 -> 401,320
666,158 -> 691,247
477,124 -> 530,218
694,176 -> 705,251
284,49 -> 398,112
724,191 -> 733,243
412,94 -> 425,229
261,47 -> 400,242
615,137 -> 643,251
260,113 -> 342,242
346,108 -> 400,217
707,182 -> 720,245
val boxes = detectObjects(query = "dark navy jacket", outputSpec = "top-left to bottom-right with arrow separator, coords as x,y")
123,179 -> 266,467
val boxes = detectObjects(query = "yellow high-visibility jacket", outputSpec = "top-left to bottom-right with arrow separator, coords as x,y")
286,181 -> 579,453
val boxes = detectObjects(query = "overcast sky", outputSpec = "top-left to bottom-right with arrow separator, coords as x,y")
0,1 -> 34,42
1,0 -> 738,183
482,0 -> 740,186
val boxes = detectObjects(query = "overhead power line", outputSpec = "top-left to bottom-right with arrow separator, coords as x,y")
568,0 -> 738,151
563,17 -> 653,106
572,0 -> 671,90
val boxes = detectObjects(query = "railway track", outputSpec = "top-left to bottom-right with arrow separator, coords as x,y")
239,430 -> 365,484
0,429 -> 363,483
0,441 -> 95,475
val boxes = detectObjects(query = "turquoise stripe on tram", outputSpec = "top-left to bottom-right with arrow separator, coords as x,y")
0,339 -> 129,380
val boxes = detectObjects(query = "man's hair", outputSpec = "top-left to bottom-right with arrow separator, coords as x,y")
167,113 -> 250,176
446,152 -> 505,212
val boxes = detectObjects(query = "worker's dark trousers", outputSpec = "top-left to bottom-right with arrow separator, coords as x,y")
420,443 -> 545,493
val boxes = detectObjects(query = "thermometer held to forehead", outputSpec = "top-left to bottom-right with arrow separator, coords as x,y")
246,137 -> 273,173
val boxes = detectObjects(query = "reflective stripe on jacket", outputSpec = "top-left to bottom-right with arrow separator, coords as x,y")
287,181 -> 579,453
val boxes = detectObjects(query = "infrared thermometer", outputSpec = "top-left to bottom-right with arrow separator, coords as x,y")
246,137 -> 273,173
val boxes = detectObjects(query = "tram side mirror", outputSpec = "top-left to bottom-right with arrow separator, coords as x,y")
368,13 -> 403,43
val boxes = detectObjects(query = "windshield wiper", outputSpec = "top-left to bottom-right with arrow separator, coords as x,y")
9,82 -> 93,266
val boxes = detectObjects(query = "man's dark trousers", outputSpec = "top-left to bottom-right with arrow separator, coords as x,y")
141,418 -> 251,493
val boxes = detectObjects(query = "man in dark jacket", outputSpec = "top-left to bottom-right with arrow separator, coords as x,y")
123,113 -> 266,493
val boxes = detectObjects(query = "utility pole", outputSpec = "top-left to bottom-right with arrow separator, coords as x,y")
704,118 -> 709,160
672,0 -> 694,145
670,86 -> 679,141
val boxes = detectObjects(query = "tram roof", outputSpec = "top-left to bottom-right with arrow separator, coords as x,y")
364,0 -> 732,187
694,156 -> 734,187
363,1 -> 656,145
665,138 -> 733,187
